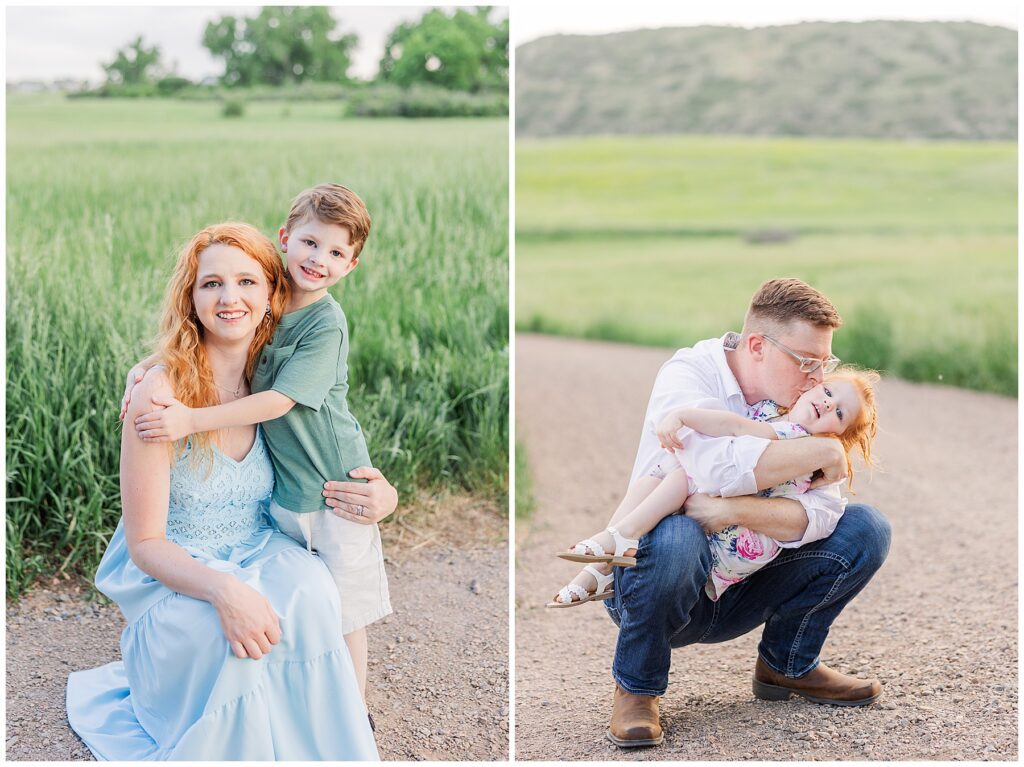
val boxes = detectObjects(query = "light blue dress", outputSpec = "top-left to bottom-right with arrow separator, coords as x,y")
66,430 -> 379,761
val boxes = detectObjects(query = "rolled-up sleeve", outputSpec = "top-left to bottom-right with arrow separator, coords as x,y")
777,485 -> 847,548
677,433 -> 771,498
632,361 -> 733,482
677,432 -> 848,548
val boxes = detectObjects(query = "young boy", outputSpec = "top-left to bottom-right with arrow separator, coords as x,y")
130,184 -> 391,705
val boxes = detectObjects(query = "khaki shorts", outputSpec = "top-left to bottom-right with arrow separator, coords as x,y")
268,499 -> 392,634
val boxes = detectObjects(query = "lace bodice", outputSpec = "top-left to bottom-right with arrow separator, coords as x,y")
166,429 -> 274,551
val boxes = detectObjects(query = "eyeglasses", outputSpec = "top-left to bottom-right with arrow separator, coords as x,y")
762,335 -> 841,374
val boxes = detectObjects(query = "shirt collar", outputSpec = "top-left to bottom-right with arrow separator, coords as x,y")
715,331 -> 746,405
278,293 -> 332,327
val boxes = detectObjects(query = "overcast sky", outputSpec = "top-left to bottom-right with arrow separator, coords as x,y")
511,0 -> 1018,45
7,4 -> 1015,83
6,6 -> 507,83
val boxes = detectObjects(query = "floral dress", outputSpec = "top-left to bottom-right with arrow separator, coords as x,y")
703,400 -> 810,600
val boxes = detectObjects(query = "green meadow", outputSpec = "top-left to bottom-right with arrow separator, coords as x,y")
7,96 -> 508,596
514,441 -> 535,523
517,134 -> 1016,395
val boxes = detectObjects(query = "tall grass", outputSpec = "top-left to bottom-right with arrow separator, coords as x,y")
514,441 -> 536,523
7,97 -> 508,596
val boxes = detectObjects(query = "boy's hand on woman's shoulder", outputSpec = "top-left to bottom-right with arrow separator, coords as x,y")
119,364 -> 150,421
134,396 -> 196,443
119,354 -> 162,420
323,467 -> 398,524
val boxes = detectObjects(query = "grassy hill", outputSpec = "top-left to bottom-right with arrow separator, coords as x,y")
516,21 -> 1016,140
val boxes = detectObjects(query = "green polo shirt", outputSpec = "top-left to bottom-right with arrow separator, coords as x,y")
251,294 -> 371,513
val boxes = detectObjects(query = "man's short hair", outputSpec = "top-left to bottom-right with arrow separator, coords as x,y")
285,183 -> 372,257
743,278 -> 842,333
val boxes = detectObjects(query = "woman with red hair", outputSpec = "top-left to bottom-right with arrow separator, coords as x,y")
66,223 -> 381,760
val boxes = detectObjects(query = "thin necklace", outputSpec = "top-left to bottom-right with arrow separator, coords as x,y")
213,372 -> 246,398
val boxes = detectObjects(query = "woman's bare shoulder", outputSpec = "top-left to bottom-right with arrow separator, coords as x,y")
126,367 -> 176,419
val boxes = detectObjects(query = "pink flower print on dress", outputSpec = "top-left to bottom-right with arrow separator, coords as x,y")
748,399 -> 782,422
705,571 -> 744,601
735,529 -> 778,561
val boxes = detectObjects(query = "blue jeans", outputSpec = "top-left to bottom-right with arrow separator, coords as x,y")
604,504 -> 891,696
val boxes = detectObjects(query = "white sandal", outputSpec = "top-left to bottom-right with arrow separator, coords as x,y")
546,565 -> 615,608
557,526 -> 639,567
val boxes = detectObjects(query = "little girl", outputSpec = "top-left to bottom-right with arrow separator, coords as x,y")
548,368 -> 879,607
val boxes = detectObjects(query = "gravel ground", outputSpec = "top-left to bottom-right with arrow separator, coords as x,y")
515,333 -> 1017,761
6,496 -> 508,761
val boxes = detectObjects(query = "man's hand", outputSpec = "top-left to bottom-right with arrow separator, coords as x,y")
323,467 -> 398,525
809,441 -> 849,489
682,493 -> 735,533
134,396 -> 196,442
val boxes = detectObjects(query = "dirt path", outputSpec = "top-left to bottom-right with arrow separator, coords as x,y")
6,498 -> 508,761
515,333 -> 1017,761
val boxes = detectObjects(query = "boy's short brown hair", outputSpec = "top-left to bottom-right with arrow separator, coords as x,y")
743,278 -> 842,332
285,183 -> 372,257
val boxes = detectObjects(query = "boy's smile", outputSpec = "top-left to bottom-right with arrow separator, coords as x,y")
279,216 -> 359,309
299,264 -> 327,280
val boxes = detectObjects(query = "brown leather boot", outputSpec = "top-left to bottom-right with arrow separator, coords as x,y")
753,657 -> 882,706
606,685 -> 664,747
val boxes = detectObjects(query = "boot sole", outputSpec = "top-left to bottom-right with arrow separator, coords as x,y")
752,678 -> 881,707
605,729 -> 664,748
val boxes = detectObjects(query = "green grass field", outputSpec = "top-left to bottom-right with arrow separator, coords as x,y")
517,134 -> 1016,395
7,95 -> 508,596
514,441 -> 535,523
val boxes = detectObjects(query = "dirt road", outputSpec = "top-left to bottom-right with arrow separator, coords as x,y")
6,498 -> 508,761
515,333 -> 1017,761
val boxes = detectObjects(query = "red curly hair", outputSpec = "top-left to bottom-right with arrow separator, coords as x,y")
819,367 -> 880,489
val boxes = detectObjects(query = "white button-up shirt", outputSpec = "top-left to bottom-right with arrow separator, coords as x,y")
629,334 -> 846,547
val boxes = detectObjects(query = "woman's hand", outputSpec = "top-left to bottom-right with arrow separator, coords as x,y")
134,396 -> 195,443
657,410 -> 688,452
322,467 -> 398,525
210,576 -> 282,660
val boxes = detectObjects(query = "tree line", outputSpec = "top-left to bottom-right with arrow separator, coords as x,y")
102,7 -> 508,94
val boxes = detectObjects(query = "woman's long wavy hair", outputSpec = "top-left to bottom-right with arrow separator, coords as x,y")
155,222 -> 289,458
